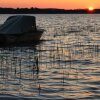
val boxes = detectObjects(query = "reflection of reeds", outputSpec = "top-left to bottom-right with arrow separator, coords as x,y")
0,41 -> 99,97
0,47 -> 40,94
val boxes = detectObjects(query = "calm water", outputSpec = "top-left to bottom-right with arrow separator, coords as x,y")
0,14 -> 100,100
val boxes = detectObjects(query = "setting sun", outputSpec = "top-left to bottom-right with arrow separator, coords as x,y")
88,7 -> 94,11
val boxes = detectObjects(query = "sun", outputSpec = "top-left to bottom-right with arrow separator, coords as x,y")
88,7 -> 94,11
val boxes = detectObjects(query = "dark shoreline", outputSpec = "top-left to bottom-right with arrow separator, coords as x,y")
0,7 -> 100,14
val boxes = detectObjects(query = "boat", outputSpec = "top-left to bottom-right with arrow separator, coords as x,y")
0,15 -> 44,45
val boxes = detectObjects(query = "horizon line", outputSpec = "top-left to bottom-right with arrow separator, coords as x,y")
0,7 -> 100,10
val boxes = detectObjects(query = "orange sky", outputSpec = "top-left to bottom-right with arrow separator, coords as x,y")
0,0 -> 100,9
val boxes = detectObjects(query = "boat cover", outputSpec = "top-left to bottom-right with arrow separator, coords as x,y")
0,15 -> 36,35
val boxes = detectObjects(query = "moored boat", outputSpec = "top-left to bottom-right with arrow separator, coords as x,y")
0,15 -> 44,45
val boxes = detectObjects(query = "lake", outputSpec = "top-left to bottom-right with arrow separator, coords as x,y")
0,14 -> 100,100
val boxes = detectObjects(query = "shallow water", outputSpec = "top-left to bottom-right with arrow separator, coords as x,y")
0,14 -> 100,100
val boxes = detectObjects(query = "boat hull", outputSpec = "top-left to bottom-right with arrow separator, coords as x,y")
0,29 -> 44,45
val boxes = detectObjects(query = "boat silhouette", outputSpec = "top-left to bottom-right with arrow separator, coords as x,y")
0,15 -> 44,45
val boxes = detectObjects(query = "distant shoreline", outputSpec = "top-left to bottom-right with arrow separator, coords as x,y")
0,8 -> 100,14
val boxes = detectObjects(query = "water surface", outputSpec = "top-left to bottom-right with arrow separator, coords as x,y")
0,14 -> 100,100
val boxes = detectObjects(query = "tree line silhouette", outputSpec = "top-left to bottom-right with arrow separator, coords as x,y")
0,7 -> 100,14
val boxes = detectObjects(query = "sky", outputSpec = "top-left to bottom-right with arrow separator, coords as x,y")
0,0 -> 100,9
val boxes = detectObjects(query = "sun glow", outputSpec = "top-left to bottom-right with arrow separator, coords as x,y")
88,7 -> 94,11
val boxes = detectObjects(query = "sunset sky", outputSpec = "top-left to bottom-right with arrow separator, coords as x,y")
0,0 -> 100,9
